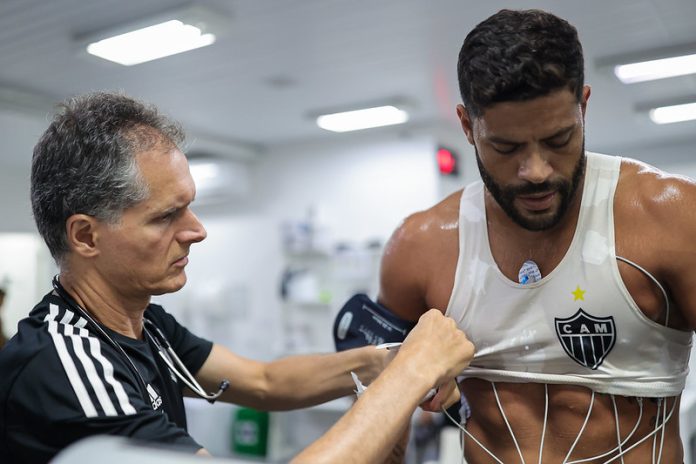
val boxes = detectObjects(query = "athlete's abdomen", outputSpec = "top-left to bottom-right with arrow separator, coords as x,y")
459,378 -> 682,463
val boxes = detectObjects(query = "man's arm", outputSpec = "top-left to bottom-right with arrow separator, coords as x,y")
640,172 -> 696,329
378,192 -> 461,322
614,162 -> 696,330
292,309 -> 474,464
378,212 -> 433,321
195,343 -> 388,410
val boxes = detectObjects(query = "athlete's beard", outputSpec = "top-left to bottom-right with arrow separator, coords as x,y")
475,140 -> 586,231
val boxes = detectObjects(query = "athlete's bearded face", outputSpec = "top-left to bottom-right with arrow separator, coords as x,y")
475,142 -> 586,231
459,87 -> 591,232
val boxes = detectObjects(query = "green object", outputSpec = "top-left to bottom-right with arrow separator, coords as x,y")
231,407 -> 269,457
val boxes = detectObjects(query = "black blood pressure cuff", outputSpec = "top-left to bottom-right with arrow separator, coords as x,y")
333,294 -> 417,352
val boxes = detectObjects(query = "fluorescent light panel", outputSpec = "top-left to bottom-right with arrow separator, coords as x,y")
316,105 -> 409,132
86,20 -> 215,66
614,53 -> 696,84
649,102 -> 696,124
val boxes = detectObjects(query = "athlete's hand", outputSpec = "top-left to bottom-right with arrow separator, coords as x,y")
420,379 -> 460,412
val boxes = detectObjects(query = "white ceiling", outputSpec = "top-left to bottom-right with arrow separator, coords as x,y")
1,0 -> 696,165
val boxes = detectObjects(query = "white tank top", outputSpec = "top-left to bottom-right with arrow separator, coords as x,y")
446,152 -> 692,397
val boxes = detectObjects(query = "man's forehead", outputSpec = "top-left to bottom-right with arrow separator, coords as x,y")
475,95 -> 580,138
134,150 -> 193,206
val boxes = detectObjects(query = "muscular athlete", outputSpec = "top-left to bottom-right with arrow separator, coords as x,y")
379,9 -> 696,463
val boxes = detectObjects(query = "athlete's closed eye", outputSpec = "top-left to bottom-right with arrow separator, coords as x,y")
492,143 -> 520,155
545,133 -> 572,149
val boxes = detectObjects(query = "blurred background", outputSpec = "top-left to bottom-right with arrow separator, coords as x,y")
1,0 -> 696,462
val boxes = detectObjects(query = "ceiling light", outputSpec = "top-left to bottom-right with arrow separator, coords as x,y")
614,53 -> 696,84
79,5 -> 225,66
87,21 -> 215,66
649,102 -> 696,124
316,105 -> 409,132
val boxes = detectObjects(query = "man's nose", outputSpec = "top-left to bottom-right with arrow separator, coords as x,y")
180,208 -> 207,244
518,147 -> 553,183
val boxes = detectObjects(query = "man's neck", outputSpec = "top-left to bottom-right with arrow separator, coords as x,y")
58,270 -> 150,339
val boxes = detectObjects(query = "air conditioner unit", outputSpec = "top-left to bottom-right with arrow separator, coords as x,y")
187,155 -> 251,205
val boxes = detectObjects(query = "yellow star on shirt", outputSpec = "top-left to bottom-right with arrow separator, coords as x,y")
572,285 -> 586,301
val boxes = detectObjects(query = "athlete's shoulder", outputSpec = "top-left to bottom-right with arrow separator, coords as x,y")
617,157 -> 696,221
389,189 -> 463,249
378,190 -> 464,319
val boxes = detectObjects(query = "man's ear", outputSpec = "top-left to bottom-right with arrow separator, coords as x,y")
65,214 -> 101,258
456,104 -> 475,145
580,85 -> 591,118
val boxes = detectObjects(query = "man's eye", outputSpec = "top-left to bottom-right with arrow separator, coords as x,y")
546,135 -> 572,148
493,144 -> 518,154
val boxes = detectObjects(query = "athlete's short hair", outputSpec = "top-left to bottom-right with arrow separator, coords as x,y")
457,9 -> 585,117
31,92 -> 185,264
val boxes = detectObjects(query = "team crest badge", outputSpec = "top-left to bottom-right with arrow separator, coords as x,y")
554,309 -> 616,370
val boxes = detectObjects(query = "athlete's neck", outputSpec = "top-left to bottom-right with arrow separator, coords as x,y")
58,269 -> 148,339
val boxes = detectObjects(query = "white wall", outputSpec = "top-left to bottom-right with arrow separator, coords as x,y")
0,233 -> 56,339
159,129 -> 460,456
0,108 -> 48,233
257,131 -> 442,244
0,108 -> 57,336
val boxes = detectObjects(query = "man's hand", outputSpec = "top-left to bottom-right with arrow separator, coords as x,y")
292,309 -> 473,464
396,309 -> 474,391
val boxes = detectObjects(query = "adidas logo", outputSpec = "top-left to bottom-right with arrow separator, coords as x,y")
147,383 -> 163,410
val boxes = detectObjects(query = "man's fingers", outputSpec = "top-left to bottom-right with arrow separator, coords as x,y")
419,379 -> 460,412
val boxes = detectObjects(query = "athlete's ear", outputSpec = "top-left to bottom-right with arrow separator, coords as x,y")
65,214 -> 101,259
456,104 -> 476,146
580,85 -> 591,118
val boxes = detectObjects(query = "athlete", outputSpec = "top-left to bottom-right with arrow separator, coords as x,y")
0,92 -> 474,463
379,9 -> 695,463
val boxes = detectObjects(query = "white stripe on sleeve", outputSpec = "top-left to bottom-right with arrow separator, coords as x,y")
84,335 -> 137,415
75,317 -> 88,329
62,310 -> 118,416
45,304 -> 98,418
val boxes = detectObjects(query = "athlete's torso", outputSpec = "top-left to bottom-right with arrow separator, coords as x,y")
425,151 -> 690,463
447,152 -> 691,396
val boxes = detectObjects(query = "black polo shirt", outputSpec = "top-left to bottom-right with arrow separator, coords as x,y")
0,292 -> 213,464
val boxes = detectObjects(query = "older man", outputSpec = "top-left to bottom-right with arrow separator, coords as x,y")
0,92 -> 473,463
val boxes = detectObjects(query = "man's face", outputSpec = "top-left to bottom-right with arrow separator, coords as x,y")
458,87 -> 590,231
94,144 -> 207,299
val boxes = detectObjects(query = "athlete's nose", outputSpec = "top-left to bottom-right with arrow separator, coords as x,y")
519,147 -> 553,184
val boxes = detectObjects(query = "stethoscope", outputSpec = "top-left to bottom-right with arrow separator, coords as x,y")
51,276 -> 229,405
